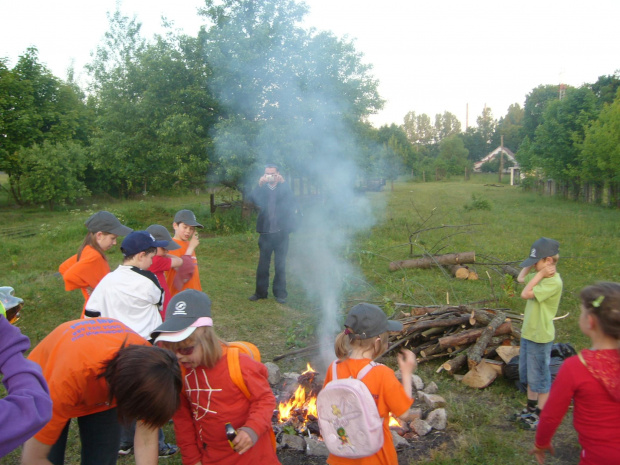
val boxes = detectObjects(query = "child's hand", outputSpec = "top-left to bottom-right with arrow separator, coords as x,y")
540,263 -> 556,278
397,349 -> 417,375
232,429 -> 253,454
189,233 -> 200,249
528,444 -> 554,464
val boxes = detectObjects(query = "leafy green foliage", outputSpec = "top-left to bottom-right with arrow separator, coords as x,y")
463,193 -> 491,211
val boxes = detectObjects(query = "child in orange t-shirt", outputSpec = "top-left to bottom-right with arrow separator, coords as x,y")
22,318 -> 181,465
165,210 -> 202,297
322,303 -> 417,465
59,211 -> 132,315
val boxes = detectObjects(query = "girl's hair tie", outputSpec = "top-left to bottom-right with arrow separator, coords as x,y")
592,295 -> 605,308
344,328 -> 353,335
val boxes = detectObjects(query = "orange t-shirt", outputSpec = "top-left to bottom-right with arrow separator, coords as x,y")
28,318 -> 148,445
322,358 -> 413,465
164,238 -> 201,297
59,245 -> 110,305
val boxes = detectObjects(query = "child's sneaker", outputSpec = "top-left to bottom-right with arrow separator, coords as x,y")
159,443 -> 179,457
118,444 -> 133,455
517,412 -> 539,430
508,407 -> 533,422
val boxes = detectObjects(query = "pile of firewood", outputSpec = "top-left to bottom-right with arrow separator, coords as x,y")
384,304 -> 522,388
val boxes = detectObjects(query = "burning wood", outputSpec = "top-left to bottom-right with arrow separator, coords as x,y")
277,364 -> 320,434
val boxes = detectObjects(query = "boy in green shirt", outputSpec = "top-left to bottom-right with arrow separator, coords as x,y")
514,237 -> 563,429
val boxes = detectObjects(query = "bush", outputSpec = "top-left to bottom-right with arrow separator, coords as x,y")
463,193 -> 492,211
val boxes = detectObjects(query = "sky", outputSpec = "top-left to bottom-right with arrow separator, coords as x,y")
2,0 -> 619,128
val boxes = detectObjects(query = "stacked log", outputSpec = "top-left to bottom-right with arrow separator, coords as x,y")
383,305 -> 520,389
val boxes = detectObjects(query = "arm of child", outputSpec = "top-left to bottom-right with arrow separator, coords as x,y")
517,265 -> 533,284
397,349 -> 417,398
185,233 -> 200,256
20,437 -> 53,465
237,357 -> 276,446
521,264 -> 556,300
167,254 -> 184,269
133,421 -> 158,465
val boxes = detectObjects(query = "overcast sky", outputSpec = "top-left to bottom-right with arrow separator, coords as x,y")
2,0 -> 618,128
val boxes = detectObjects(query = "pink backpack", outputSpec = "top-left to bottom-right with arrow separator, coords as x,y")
317,361 -> 384,458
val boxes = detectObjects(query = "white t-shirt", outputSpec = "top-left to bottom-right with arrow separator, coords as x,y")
85,265 -> 163,339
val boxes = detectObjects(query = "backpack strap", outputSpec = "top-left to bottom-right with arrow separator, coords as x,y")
225,346 -> 277,451
227,347 -> 251,398
331,360 -> 379,381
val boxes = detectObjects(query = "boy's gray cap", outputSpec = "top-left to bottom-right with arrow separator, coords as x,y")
345,303 -> 403,339
174,209 -> 203,228
146,224 -> 181,250
85,211 -> 132,236
120,231 -> 169,257
151,289 -> 212,338
520,237 -> 560,268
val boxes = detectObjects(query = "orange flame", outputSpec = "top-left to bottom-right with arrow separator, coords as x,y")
389,415 -> 403,427
278,364 -> 318,424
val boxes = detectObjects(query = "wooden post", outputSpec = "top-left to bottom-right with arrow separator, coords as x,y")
499,135 -> 504,183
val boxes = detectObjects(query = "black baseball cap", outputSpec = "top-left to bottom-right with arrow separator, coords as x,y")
151,290 -> 212,343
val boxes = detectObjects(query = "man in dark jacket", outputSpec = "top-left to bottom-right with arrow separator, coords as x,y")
247,164 -> 297,304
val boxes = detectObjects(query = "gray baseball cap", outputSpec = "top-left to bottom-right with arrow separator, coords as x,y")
345,303 -> 403,339
520,237 -> 560,268
151,290 -> 212,341
85,211 -> 132,236
146,224 -> 181,250
174,210 -> 203,228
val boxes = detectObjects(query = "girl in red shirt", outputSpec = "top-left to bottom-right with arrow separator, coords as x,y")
151,290 -> 279,465
531,282 -> 620,464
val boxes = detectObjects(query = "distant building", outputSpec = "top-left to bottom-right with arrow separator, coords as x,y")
473,146 -> 518,173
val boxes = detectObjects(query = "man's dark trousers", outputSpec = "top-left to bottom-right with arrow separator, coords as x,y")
255,230 -> 289,299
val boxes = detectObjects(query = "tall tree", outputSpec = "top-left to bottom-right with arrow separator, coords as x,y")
0,49 -> 88,204
200,0 -> 384,190
437,134 -> 469,177
521,84 -> 559,143
403,111 -> 435,146
87,12 -> 217,196
530,86 -> 598,185
492,103 -> 524,152
434,111 -> 462,142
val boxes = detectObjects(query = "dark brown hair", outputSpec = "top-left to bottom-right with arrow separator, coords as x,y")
580,282 -> 620,340
100,345 -> 181,428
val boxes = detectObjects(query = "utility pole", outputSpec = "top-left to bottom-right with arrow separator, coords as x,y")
499,135 -> 504,183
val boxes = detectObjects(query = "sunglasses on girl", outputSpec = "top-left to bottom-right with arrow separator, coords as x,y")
175,345 -> 196,356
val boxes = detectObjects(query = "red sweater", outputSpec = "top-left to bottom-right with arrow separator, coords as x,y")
536,351 -> 620,464
172,348 -> 279,465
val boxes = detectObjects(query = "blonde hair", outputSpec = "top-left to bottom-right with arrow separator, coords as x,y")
334,330 -> 389,360
77,231 -> 110,262
160,326 -> 223,368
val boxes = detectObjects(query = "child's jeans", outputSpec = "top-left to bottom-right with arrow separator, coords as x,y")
519,338 -> 553,393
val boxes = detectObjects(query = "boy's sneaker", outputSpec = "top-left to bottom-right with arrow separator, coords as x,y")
159,443 -> 179,457
517,412 -> 539,430
118,444 -> 133,456
508,407 -> 533,422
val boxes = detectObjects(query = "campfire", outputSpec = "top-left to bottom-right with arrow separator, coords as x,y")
277,363 -> 320,435
275,363 -> 407,438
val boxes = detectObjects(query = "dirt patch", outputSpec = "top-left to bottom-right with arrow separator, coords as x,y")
276,429 -> 454,465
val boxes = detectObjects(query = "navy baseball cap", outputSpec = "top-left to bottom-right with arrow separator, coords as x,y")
121,231 -> 169,257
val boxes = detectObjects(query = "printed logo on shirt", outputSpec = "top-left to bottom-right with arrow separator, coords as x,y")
173,301 -> 188,315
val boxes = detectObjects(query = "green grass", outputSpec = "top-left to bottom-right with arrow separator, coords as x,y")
1,175 -> 618,464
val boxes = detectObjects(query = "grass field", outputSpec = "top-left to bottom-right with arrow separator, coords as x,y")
1,174 -> 618,464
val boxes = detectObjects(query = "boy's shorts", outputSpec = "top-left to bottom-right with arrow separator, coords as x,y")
519,338 -> 553,393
